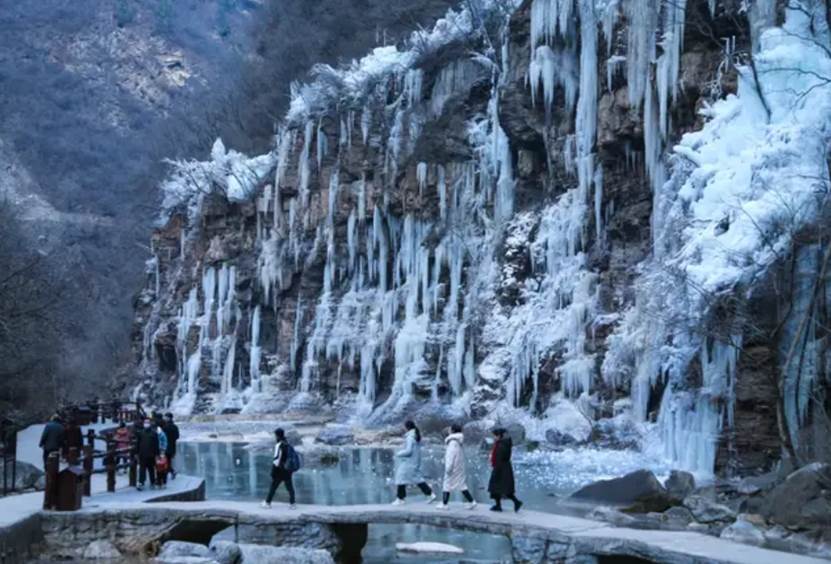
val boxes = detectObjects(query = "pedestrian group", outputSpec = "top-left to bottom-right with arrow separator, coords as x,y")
261,420 -> 523,513
41,410 -> 523,512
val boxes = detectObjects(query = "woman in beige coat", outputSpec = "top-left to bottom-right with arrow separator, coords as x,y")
437,424 -> 477,510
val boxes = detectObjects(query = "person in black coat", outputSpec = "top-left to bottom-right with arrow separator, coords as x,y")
62,417 -> 83,462
163,413 -> 180,479
487,428 -> 523,512
39,415 -> 65,470
134,419 -> 159,490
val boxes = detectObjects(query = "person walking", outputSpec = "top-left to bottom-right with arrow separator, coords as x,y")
391,420 -> 436,505
113,422 -> 132,473
154,422 -> 169,488
135,419 -> 159,491
437,424 -> 476,510
487,427 -> 522,512
261,428 -> 297,509
39,415 -> 65,471
163,413 -> 180,479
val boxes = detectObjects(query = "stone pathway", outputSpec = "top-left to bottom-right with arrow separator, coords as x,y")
62,500 -> 829,564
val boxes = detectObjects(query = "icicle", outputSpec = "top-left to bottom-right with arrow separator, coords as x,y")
575,0 -> 598,202
437,165 -> 447,220
625,0 -> 657,108
290,301 -> 303,373
601,0 -> 620,54
361,103 -> 371,145
222,335 -> 237,395
606,55 -> 625,92
656,0 -> 687,138
528,45 -> 579,114
593,163 -> 603,239
404,68 -> 423,108
316,118 -> 328,171
429,60 -> 481,117
416,162 -> 428,195
298,121 -> 314,208
347,210 -> 357,274
530,0 -> 573,48
357,173 -> 367,222
249,306 -> 262,392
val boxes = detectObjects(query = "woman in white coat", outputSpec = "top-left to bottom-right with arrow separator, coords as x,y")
438,424 -> 477,510
391,420 -> 436,505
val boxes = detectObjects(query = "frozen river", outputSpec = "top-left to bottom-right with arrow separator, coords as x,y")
176,441 -> 670,563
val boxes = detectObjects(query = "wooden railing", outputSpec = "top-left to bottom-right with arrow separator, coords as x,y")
0,419 -> 18,497
57,400 -> 146,426
43,429 -> 138,510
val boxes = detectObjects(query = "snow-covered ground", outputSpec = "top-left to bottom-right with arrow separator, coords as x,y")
0,423 -> 204,529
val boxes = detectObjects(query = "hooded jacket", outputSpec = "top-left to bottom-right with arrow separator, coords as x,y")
442,432 -> 467,492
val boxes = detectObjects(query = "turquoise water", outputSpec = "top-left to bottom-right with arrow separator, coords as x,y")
175,441 -> 666,563
176,442 -> 515,562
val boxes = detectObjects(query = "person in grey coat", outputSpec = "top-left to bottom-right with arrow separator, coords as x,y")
391,420 -> 436,505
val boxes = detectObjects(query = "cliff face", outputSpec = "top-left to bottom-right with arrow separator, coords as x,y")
132,0 -> 831,477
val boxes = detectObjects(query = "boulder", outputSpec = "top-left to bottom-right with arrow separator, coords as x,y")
663,506 -> 695,529
587,506 -> 637,527
238,545 -> 334,564
545,429 -> 579,447
542,402 -> 592,445
665,470 -> 695,502
687,522 -> 710,533
158,541 -> 210,560
764,528 -> 831,560
736,471 -> 778,495
82,540 -> 122,560
314,424 -> 355,446
0,460 -> 44,490
571,470 -> 674,513
762,462 -> 831,530
592,416 -> 639,450
720,519 -> 765,547
209,541 -> 242,564
683,495 -> 736,523
505,423 -> 526,445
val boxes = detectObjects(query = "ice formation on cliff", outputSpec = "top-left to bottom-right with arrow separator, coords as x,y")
143,0 -> 831,475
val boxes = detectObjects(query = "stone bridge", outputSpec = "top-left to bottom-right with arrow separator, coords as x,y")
36,501 -> 828,564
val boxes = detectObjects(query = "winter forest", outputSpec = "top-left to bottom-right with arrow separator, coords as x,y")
2,0 -> 831,560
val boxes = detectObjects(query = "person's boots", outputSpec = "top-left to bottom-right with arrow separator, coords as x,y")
490,502 -> 502,512
513,498 -> 523,513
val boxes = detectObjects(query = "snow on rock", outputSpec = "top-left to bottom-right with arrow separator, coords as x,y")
82,540 -> 122,560
604,0 -> 831,476
541,398 -> 593,444
396,542 -> 465,555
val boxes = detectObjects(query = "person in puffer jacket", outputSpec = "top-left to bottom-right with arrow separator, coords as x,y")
437,424 -> 477,510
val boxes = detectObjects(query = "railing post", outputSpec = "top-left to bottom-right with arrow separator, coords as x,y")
86,429 -> 95,448
67,447 -> 79,466
129,449 -> 137,488
82,445 -> 93,497
43,451 -> 59,510
106,439 -> 116,493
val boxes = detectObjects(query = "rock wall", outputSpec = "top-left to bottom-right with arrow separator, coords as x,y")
130,0 -> 831,477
